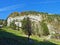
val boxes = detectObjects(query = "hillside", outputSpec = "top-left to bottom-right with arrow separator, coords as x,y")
7,11 -> 60,39
0,28 -> 59,45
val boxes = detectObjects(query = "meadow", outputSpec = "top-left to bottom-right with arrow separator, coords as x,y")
0,27 -> 60,45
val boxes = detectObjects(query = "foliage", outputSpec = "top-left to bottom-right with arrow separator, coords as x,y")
8,12 -> 19,18
0,19 -> 4,25
40,22 -> 49,36
10,20 -> 16,30
8,11 -> 48,17
3,20 -> 7,27
51,33 -> 60,39
21,17 -> 32,36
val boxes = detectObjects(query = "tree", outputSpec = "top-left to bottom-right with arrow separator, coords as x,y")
0,19 -> 4,25
3,20 -> 7,27
10,20 -> 16,30
22,17 -> 32,40
17,22 -> 19,31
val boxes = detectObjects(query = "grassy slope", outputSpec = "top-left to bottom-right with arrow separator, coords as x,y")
0,27 -> 60,45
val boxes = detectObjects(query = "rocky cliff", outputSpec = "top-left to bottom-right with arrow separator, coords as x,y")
7,11 -> 60,37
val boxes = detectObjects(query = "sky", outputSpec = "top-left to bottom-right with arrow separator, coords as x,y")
0,0 -> 60,19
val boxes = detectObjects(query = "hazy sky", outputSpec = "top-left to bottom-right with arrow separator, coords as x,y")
0,0 -> 60,19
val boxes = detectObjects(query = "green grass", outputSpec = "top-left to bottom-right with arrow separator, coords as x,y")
0,27 -> 60,45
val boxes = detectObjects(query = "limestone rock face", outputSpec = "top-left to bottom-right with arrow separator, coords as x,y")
7,14 -> 43,27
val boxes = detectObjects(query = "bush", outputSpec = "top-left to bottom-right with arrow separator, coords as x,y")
10,20 -> 16,30
40,22 -> 49,36
51,33 -> 60,39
